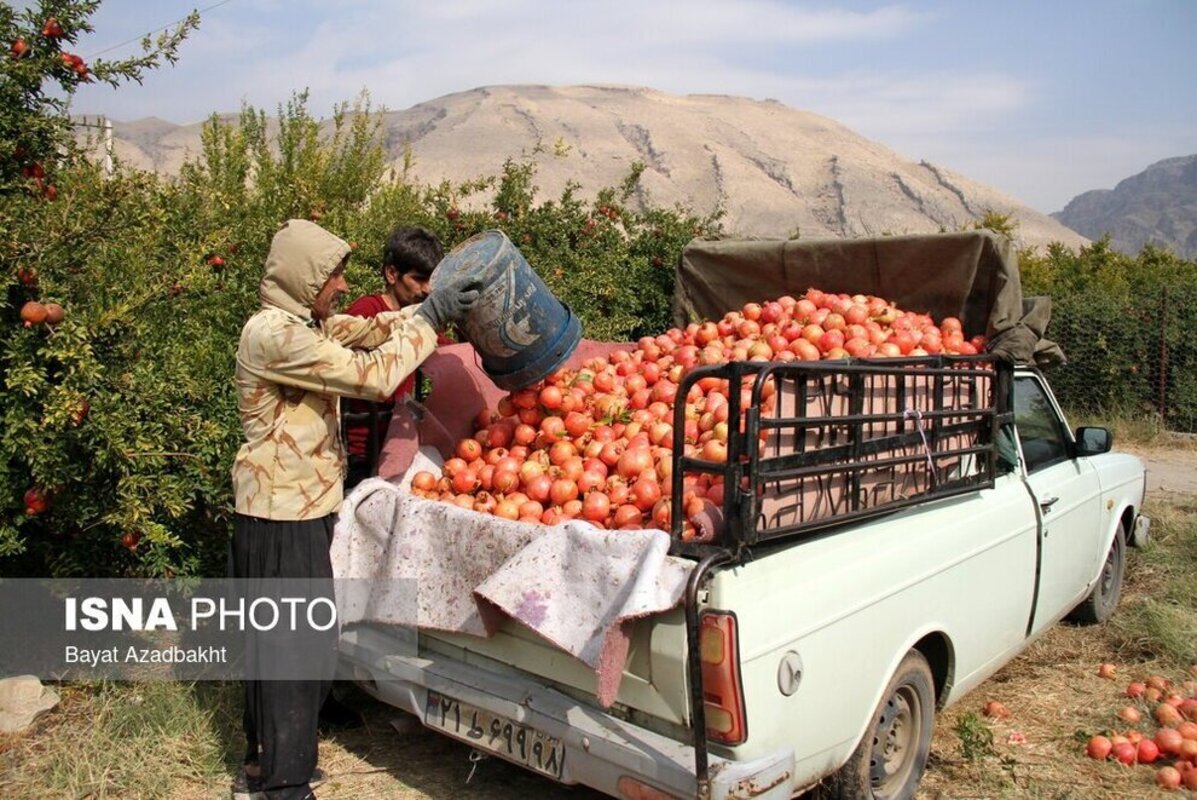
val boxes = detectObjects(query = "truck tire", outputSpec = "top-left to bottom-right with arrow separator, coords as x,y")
1067,525 -> 1126,625
831,650 -> 935,800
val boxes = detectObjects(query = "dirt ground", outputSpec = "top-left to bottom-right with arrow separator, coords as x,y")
1125,445 -> 1197,496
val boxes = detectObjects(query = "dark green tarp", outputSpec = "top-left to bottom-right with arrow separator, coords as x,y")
673,231 -> 1063,367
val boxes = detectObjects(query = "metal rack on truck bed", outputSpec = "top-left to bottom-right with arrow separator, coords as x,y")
668,353 -> 1012,794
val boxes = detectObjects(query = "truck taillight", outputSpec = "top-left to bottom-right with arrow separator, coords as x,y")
699,610 -> 747,745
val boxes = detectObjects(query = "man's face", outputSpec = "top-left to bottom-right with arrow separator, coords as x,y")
385,266 -> 431,307
312,267 -> 348,321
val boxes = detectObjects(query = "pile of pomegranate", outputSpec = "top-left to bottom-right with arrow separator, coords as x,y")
1084,664 -> 1197,791
409,288 -> 987,537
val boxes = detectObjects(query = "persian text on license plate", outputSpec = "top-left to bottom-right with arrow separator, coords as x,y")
424,690 -> 566,780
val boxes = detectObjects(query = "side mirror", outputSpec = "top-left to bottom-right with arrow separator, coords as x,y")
1075,426 -> 1112,457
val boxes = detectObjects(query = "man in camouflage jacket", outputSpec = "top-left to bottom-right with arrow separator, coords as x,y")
230,219 -> 478,799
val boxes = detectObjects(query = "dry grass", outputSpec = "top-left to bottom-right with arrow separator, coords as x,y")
1067,410 -> 1197,451
0,682 -> 238,800
3,499 -> 1194,800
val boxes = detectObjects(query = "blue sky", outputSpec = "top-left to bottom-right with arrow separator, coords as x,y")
67,0 -> 1197,213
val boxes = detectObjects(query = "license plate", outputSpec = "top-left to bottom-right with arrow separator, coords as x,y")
424,690 -> 566,780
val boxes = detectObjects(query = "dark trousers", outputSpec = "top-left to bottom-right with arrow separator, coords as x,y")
230,514 -> 337,800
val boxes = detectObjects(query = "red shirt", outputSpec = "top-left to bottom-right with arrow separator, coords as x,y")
342,293 -> 451,459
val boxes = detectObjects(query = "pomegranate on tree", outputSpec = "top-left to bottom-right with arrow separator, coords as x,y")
24,487 -> 48,515
20,301 -> 47,327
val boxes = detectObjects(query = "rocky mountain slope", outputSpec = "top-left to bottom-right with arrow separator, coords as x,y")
96,84 -> 1088,251
1053,154 -> 1197,259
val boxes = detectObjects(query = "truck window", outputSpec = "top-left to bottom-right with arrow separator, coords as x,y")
1013,377 -> 1069,472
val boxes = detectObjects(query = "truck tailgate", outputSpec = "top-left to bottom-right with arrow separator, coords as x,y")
416,605 -> 692,729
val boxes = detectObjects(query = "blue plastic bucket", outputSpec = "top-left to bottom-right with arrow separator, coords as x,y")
432,230 -> 581,391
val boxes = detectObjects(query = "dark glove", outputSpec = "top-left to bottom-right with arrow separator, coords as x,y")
415,277 -> 483,331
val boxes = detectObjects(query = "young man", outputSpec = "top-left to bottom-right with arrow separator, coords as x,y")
231,219 -> 479,800
342,226 -> 452,489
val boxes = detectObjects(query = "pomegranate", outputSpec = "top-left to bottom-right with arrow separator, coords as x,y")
1155,766 -> 1181,791
70,400 -> 90,427
1156,728 -> 1184,757
1086,735 -> 1113,760
456,438 -> 483,461
20,301 -> 47,327
23,487 -> 48,515
1118,705 -> 1142,724
411,471 -> 437,493
1111,741 -> 1137,765
1148,675 -> 1171,691
581,491 -> 610,523
982,700 -> 1010,719
1157,704 -> 1184,727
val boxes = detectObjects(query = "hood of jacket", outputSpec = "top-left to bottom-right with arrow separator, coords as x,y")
259,219 -> 351,320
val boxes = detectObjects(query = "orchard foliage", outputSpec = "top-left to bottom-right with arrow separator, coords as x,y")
2,80 -> 716,576
1019,239 -> 1197,431
0,0 -> 197,197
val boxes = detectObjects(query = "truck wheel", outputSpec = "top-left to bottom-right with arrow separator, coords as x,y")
1067,525 -> 1126,625
832,650 -> 935,800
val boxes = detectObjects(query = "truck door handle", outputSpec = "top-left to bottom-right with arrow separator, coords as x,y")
1039,496 -> 1060,513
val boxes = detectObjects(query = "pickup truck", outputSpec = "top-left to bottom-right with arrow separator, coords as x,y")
339,356 -> 1149,800
338,352 -> 1148,800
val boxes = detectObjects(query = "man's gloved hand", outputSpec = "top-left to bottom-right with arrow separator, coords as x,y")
415,276 -> 483,331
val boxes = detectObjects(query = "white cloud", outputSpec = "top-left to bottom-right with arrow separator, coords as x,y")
72,0 -> 931,120
72,0 -> 1187,212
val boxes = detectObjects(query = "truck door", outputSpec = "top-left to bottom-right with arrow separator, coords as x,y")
1013,375 -> 1103,635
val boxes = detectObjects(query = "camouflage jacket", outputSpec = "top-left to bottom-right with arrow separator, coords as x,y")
232,220 -> 437,520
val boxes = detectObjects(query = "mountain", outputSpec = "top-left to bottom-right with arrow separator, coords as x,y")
92,85 -> 1087,251
1052,155 -> 1197,259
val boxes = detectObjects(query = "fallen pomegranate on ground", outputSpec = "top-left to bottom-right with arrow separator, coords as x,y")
1112,741 -> 1138,765
982,700 -> 1010,719
1086,735 -> 1113,760
1082,668 -> 1197,790
1155,765 -> 1181,790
